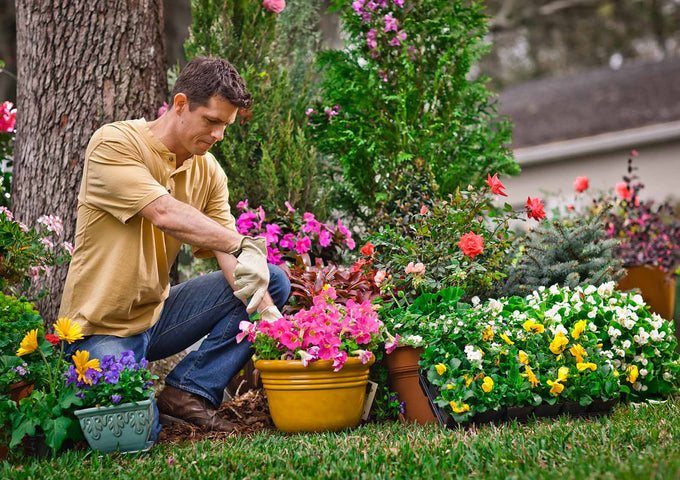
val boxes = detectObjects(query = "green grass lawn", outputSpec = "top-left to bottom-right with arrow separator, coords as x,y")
4,397 -> 680,480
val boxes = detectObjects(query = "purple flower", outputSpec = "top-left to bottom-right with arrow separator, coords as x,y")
366,29 -> 378,50
390,30 -> 407,47
393,0 -> 404,6
111,394 -> 122,405
351,0 -> 365,14
236,199 -> 249,211
75,391 -> 85,399
65,365 -> 78,386
139,358 -> 149,369
120,350 -> 136,368
319,229 -> 332,247
104,370 -> 120,384
366,0 -> 378,9
362,11 -> 372,22
407,45 -> 417,60
384,13 -> 398,32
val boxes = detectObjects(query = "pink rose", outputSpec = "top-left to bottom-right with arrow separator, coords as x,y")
263,0 -> 285,13
615,181 -> 633,200
457,232 -> 484,259
374,270 -> 387,287
573,175 -> 589,193
525,197 -> 546,221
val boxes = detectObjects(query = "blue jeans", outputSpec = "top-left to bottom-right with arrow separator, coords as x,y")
64,264 -> 290,442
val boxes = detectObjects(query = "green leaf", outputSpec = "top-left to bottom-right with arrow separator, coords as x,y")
42,416 -> 73,454
10,417 -> 38,447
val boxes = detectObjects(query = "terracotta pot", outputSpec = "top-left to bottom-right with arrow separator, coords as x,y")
384,346 -> 437,425
618,266 -> 676,320
10,380 -> 34,404
256,356 -> 374,433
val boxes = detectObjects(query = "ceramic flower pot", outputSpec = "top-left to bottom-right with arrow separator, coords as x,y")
618,265 -> 676,320
9,380 -> 34,404
74,396 -> 154,454
384,346 -> 437,425
255,356 -> 374,433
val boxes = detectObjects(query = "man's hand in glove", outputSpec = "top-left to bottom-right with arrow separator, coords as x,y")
233,236 -> 270,313
259,305 -> 284,323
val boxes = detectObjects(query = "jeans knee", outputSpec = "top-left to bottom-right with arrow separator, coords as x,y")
268,264 -> 291,308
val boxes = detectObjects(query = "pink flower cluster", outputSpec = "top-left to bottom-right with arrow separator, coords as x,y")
0,101 -> 16,133
235,200 -> 355,264
352,0 -> 408,55
238,287 -> 398,371
37,214 -> 64,236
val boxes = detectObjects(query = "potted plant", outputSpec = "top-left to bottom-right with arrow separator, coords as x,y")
237,285 -> 397,433
6,318 -> 86,457
69,350 -> 157,454
419,282 -> 680,428
600,154 -> 680,320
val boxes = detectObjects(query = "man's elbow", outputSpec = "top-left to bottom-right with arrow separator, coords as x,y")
140,195 -> 174,230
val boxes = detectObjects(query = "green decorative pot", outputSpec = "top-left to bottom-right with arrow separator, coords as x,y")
74,396 -> 154,454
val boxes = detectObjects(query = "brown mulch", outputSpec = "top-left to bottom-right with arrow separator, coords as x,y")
158,389 -> 275,445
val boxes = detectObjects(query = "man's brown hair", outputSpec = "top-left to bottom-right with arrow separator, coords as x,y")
172,57 -> 253,109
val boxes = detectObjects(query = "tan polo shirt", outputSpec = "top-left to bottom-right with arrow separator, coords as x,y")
58,119 -> 236,337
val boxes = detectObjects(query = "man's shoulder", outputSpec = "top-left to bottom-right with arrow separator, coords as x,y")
92,119 -> 146,141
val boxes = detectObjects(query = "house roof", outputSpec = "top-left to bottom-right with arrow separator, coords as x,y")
497,56 -> 680,148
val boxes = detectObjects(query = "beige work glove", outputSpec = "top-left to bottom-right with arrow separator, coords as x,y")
259,305 -> 284,323
233,236 -> 270,314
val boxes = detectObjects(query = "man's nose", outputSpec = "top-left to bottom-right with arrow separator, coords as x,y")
212,124 -> 225,141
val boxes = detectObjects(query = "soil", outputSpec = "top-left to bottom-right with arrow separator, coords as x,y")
158,389 -> 275,445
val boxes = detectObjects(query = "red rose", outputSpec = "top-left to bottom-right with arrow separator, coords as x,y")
45,334 -> 61,346
360,242 -> 374,256
457,232 -> 484,258
485,173 -> 508,197
526,197 -> 546,221
573,175 -> 589,193
615,181 -> 633,200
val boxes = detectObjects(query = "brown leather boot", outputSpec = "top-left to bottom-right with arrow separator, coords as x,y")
157,385 -> 235,432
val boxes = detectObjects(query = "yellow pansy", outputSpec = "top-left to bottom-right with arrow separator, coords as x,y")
523,319 -> 545,334
518,350 -> 529,365
576,362 -> 597,372
447,384 -> 454,390
463,375 -> 473,387
547,380 -> 564,396
523,365 -> 540,388
626,365 -> 639,383
72,350 -> 102,385
481,376 -> 494,393
450,401 -> 470,414
571,320 -> 587,340
482,326 -> 494,342
435,363 -> 447,375
569,344 -> 587,364
16,329 -> 39,357
557,366 -> 570,383
613,370 -> 620,377
500,333 -> 514,345
549,332 -> 569,355
53,317 -> 84,344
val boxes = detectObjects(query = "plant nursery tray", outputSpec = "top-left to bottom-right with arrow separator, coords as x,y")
418,372 -> 618,429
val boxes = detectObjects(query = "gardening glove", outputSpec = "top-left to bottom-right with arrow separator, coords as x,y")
259,305 -> 283,323
233,236 -> 270,314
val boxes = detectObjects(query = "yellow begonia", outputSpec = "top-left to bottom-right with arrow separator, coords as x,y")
16,329 -> 39,357
481,376 -> 494,393
549,332 -> 569,355
571,320 -> 587,340
547,380 -> 564,396
72,350 -> 102,385
435,363 -> 447,375
523,319 -> 545,334
500,333 -> 514,345
523,365 -> 540,388
450,401 -> 470,414
557,366 -> 569,383
576,362 -> 597,372
53,317 -> 84,344
482,326 -> 494,342
518,350 -> 529,365
626,365 -> 639,383
569,344 -> 587,364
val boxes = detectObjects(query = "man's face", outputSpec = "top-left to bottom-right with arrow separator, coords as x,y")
176,95 -> 239,156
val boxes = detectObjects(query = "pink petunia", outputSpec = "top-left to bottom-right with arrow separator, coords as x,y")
236,199 -> 249,211
384,13 -> 398,32
367,29 -> 378,50
357,350 -> 373,364
332,350 -> 348,372
319,229 -> 332,247
295,235 -> 312,255
284,201 -> 296,213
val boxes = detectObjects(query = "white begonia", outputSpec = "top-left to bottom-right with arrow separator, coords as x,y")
641,385 -> 648,392
622,340 -> 632,350
603,350 -> 614,359
664,372 -> 673,380
586,295 -> 596,305
616,349 -> 626,357
538,286 -> 545,292
550,324 -> 568,336
570,292 -> 581,303
655,348 -> 661,357
622,318 -> 636,330
608,326 -> 622,340
633,382 -> 642,391
471,296 -> 480,307
613,359 -> 622,368
584,285 -> 597,295
549,284 -> 560,295
394,323 -> 403,329
650,330 -> 663,342
609,298 -> 618,305
453,327 -> 460,334
631,294 -> 645,305
639,368 -> 648,377
587,310 -> 597,319
597,282 -> 615,297
488,298 -> 503,312
588,322 -> 597,332
406,335 -> 423,345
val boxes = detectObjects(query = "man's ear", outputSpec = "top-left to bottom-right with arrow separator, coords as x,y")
173,93 -> 188,113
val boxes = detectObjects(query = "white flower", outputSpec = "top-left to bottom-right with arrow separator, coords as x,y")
587,310 -> 597,319
622,340 -> 632,350
597,282 -> 615,297
603,350 -> 614,359
650,330 -> 663,342
664,372 -> 673,380
608,326 -> 622,340
488,299 -> 503,312
622,318 -> 636,330
584,285 -> 597,295
613,359 -> 622,368
406,335 -> 423,345
608,298 -> 618,305
549,284 -> 560,295
655,348 -> 661,357
641,385 -> 648,391
538,286 -> 546,292
550,324 -> 568,336
631,294 -> 645,305
471,296 -> 480,307
639,368 -> 648,377
588,322 -> 597,332
633,382 -> 642,391
616,349 -> 626,357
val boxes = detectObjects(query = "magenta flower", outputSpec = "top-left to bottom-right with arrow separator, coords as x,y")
267,246 -> 283,265
265,223 -> 281,244
407,45 -> 417,60
366,0 -> 378,9
362,11 -> 372,22
357,350 -> 373,364
262,0 -> 286,13
236,199 -> 249,211
393,0 -> 404,6
390,30 -> 407,47
351,0 -> 365,14
366,29 -> 378,50
157,102 -> 169,118
279,233 -> 296,250
284,201 -> 296,213
0,101 -> 17,132
384,13 -> 398,32
319,229 -> 332,247
295,235 -> 312,254
333,350 -> 349,371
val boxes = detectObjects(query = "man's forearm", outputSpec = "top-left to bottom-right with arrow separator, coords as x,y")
215,250 -> 275,313
141,194 -> 243,253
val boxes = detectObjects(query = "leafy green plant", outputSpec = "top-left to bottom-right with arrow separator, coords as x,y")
309,0 -> 519,227
0,294 -> 43,389
183,0 -> 329,215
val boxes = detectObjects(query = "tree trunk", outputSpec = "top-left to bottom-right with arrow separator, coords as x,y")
12,0 -> 167,322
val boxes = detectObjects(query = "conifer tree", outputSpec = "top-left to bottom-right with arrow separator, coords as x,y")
499,209 -> 625,297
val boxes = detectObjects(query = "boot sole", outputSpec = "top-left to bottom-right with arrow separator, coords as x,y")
158,413 -> 192,426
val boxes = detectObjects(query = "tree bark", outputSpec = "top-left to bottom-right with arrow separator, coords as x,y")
12,0 -> 167,322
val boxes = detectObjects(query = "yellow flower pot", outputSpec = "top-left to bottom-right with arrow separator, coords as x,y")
255,356 -> 374,433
